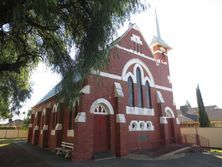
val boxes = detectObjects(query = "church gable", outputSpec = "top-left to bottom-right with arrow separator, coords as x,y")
116,24 -> 153,58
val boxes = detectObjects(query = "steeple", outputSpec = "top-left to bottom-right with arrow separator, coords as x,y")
150,9 -> 172,63
155,9 -> 161,40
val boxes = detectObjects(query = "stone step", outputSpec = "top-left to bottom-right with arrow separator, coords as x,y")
93,151 -> 115,161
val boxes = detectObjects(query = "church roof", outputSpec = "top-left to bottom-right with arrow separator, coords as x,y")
35,83 -> 61,106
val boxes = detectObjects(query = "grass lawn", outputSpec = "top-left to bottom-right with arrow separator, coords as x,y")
210,149 -> 222,154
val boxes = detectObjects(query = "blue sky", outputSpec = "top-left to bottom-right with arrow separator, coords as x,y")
11,0 -> 222,121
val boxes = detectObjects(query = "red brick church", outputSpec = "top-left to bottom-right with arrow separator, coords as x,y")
28,15 -> 180,161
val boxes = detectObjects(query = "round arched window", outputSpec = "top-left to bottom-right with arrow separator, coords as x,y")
132,122 -> 137,130
140,122 -> 144,130
147,122 -> 151,129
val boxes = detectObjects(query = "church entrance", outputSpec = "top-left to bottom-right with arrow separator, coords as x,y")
93,104 -> 110,153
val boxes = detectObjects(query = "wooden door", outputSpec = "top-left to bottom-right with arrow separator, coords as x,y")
94,115 -> 109,153
168,118 -> 175,143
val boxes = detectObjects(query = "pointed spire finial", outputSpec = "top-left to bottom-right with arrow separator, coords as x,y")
155,9 -> 161,39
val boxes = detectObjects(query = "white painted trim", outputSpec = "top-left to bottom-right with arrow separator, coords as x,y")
67,129 -> 74,137
116,44 -> 155,62
28,123 -> 32,128
116,114 -> 126,123
55,123 -> 62,130
122,58 -> 155,87
130,34 -> 143,45
155,85 -> 173,92
53,103 -> 59,113
42,108 -> 46,116
35,112 -> 38,118
91,70 -> 122,80
34,125 -> 39,131
167,75 -> 172,84
114,82 -> 124,97
90,98 -> 114,115
75,112 -> 86,122
176,118 -> 180,125
51,130 -> 55,135
126,106 -> 154,116
80,85 -> 90,94
91,70 -> 172,92
129,120 -> 154,131
165,106 -> 175,118
156,91 -> 165,103
42,125 -> 48,131
125,72 -> 136,83
160,117 -> 168,124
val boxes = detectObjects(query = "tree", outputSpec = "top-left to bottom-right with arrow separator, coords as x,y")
0,0 -> 145,117
22,110 -> 32,129
196,85 -> 211,127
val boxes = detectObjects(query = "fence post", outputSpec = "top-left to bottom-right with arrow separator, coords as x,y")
4,130 -> 7,139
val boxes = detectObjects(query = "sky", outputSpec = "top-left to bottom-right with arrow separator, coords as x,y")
12,0 -> 222,121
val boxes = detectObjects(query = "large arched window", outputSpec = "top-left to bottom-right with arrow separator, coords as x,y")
145,81 -> 152,108
127,77 -> 134,107
136,68 -> 143,108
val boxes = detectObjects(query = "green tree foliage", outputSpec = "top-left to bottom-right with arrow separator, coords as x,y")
22,110 -> 32,129
0,0 -> 145,116
196,85 -> 211,127
0,68 -> 31,119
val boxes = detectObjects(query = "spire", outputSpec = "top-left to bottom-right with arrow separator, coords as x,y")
155,9 -> 161,40
150,9 -> 171,50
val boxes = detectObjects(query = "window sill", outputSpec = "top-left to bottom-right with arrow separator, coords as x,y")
126,106 -> 154,116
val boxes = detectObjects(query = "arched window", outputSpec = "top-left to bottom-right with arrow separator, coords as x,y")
136,68 -> 143,107
145,81 -> 152,108
127,77 -> 134,107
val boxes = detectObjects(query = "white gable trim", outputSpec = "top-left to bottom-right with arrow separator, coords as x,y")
91,70 -> 122,81
155,85 -> 173,92
116,44 -> 155,62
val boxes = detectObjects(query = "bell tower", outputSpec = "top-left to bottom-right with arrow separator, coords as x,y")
150,10 -> 172,63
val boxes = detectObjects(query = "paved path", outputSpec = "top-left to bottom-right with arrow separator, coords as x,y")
1,141 -> 222,167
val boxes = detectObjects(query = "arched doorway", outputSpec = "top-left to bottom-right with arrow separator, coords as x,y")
90,98 -> 114,153
165,107 -> 175,143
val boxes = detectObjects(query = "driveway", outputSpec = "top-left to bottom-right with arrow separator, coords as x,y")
0,141 -> 221,167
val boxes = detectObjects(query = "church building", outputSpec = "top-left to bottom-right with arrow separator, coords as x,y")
27,13 -> 181,161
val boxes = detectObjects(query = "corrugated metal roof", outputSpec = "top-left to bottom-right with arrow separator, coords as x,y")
35,83 -> 61,106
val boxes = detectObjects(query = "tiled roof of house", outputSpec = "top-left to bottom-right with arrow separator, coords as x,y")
177,105 -> 222,123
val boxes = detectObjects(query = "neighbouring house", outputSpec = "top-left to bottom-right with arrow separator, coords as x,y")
28,13 -> 180,161
177,104 -> 222,127
1,119 -> 23,129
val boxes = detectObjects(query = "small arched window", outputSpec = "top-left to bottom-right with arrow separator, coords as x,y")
127,77 -> 134,107
145,81 -> 152,108
136,68 -> 143,108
